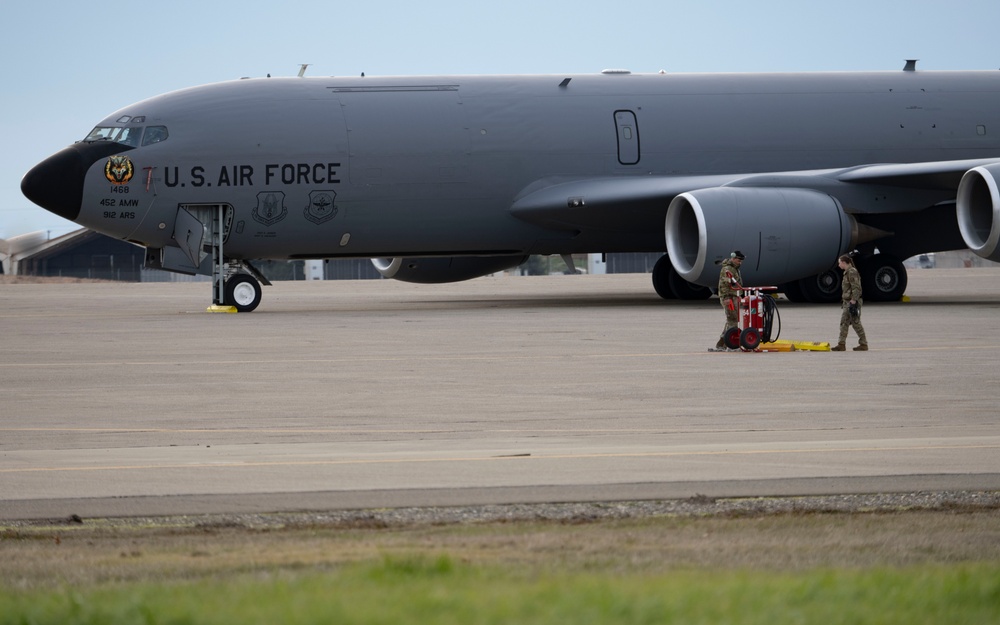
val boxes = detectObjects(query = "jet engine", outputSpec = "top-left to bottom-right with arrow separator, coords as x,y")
956,164 -> 1000,262
665,187 -> 853,286
371,255 -> 528,283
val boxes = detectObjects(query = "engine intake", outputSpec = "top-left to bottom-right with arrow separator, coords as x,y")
956,165 -> 1000,262
665,187 -> 853,286
371,255 -> 528,283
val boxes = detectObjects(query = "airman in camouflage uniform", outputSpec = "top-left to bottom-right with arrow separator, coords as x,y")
714,250 -> 745,350
832,254 -> 868,351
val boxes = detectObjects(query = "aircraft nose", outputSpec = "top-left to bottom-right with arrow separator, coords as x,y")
21,142 -> 133,222
21,146 -> 88,222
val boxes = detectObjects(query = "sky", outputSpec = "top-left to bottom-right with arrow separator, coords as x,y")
3,0 -> 1000,239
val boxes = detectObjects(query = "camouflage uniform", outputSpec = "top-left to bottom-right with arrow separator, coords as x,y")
717,259 -> 742,345
838,265 -> 867,347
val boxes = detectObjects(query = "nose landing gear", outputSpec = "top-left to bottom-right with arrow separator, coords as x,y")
224,273 -> 263,312
206,205 -> 268,312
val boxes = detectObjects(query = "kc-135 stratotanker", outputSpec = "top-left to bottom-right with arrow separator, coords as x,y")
22,62 -> 1000,311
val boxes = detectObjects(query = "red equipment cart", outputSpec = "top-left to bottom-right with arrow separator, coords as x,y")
722,286 -> 779,351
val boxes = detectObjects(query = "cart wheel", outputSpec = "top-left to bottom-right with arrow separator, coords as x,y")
723,327 -> 741,350
740,327 -> 761,351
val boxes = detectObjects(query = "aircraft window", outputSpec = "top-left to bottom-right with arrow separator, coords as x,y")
142,126 -> 169,146
84,127 -> 115,142
83,125 -> 144,146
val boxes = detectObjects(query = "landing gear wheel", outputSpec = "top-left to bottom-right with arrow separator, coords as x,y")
651,255 -> 676,300
652,255 -> 712,300
668,269 -> 712,300
780,281 -> 807,303
861,255 -> 908,302
723,327 -> 741,350
798,267 -> 842,303
224,274 -> 262,312
740,327 -> 762,351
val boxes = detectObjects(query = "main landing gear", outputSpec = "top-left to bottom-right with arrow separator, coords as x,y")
652,255 -> 712,300
649,251 -> 908,304
780,254 -> 908,304
858,254 -> 908,302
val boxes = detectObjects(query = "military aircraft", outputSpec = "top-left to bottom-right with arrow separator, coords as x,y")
21,62 -> 1000,311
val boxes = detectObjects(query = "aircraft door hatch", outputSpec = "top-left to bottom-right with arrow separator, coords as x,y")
614,110 -> 640,165
173,204 -> 233,266
173,207 -> 205,266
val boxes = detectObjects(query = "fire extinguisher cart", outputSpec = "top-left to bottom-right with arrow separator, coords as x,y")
722,286 -> 780,351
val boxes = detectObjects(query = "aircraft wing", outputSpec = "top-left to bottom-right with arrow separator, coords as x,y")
510,173 -> 742,232
511,157 -> 1000,232
511,156 -> 1000,291
835,157 -> 1000,190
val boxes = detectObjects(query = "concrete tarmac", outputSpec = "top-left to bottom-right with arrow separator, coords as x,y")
1,269 -> 998,520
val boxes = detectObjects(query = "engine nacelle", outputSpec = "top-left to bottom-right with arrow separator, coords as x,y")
956,164 -> 1000,262
665,187 -> 853,286
371,255 -> 528,284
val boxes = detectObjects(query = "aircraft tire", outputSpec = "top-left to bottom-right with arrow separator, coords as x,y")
225,274 -> 262,312
651,255 -> 676,299
797,267 -> 842,303
668,268 -> 712,300
780,281 -> 807,303
860,255 -> 908,302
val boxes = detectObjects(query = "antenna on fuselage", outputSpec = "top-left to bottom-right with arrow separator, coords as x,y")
298,64 -> 310,77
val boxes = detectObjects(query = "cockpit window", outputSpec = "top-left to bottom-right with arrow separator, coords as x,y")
83,126 -> 144,147
142,125 -> 168,146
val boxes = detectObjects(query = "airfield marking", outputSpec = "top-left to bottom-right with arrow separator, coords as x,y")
3,343 -> 1000,370
0,425 -> 981,435
2,443 -> 997,474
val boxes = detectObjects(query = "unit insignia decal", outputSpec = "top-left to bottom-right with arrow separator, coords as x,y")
105,155 -> 134,185
252,192 -> 288,226
304,190 -> 338,224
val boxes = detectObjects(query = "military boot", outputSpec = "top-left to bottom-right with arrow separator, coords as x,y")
714,337 -> 725,351
831,343 -> 846,351
853,344 -> 869,351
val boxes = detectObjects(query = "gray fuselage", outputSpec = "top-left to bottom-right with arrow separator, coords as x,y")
35,70 -> 1000,260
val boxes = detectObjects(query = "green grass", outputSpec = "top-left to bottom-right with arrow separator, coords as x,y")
2,558 -> 998,625
3,508 -> 999,624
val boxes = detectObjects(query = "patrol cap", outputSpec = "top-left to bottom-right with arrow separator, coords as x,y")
731,250 -> 746,260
